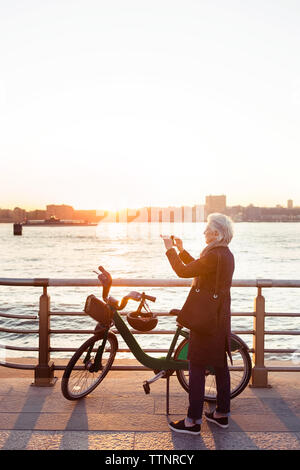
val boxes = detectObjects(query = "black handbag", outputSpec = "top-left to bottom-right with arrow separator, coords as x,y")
177,252 -> 221,336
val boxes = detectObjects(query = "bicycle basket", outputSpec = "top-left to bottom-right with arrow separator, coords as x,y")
84,295 -> 113,328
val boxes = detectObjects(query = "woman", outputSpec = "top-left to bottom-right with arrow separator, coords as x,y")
162,213 -> 235,435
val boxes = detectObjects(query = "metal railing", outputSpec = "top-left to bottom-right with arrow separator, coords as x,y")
0,277 -> 300,387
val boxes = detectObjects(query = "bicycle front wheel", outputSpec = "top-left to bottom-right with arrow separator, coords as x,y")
61,332 -> 118,400
174,334 -> 252,401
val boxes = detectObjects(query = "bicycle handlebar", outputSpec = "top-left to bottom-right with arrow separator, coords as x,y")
94,266 -> 156,308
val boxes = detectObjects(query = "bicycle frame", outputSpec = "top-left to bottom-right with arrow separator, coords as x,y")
98,309 -> 190,371
92,309 -> 250,373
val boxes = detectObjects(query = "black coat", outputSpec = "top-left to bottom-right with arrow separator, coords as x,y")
166,246 -> 235,367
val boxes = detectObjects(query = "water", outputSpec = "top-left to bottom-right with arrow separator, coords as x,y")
0,222 -> 299,362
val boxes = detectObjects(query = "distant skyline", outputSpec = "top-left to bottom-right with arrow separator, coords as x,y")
1,1 -> 300,211
1,197 -> 298,212
1,198 -> 299,212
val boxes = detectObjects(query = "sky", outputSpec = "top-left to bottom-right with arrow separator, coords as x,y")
0,0 -> 300,211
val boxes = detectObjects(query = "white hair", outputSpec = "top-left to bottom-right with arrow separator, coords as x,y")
207,213 -> 234,244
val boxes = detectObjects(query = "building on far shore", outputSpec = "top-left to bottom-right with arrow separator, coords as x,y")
73,209 -> 98,223
0,209 -> 13,222
205,195 -> 226,220
1,199 -> 300,224
46,204 -> 74,220
13,207 -> 26,223
26,210 -> 47,220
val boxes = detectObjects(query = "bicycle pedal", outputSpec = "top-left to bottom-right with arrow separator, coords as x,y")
143,381 -> 150,395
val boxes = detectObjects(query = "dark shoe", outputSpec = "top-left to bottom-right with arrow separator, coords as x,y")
168,419 -> 201,435
205,411 -> 229,428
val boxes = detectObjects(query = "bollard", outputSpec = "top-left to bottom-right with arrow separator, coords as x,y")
250,287 -> 270,387
33,286 -> 57,386
13,223 -> 22,235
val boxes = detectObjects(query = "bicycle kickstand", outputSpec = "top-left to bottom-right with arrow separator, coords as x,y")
143,370 -> 166,394
143,370 -> 170,416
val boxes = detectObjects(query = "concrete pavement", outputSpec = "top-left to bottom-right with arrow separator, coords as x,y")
0,364 -> 299,450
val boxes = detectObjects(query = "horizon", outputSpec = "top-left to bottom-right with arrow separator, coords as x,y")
1,1 -> 300,209
1,198 -> 298,213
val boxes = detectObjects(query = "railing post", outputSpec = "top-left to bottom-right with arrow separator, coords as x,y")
250,286 -> 269,387
33,286 -> 57,386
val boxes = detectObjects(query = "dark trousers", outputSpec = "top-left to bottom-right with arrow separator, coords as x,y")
187,357 -> 230,421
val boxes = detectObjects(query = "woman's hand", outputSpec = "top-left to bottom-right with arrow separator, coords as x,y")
174,237 -> 184,253
160,235 -> 174,251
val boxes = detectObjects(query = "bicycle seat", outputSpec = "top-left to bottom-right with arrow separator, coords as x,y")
169,309 -> 181,316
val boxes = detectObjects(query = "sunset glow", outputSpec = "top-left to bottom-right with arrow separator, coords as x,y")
0,1 -> 299,211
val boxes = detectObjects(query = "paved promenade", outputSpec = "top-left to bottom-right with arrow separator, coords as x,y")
0,364 -> 299,450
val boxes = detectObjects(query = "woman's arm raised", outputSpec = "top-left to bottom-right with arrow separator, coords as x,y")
173,237 -> 195,264
179,250 -> 195,265
166,247 -> 216,278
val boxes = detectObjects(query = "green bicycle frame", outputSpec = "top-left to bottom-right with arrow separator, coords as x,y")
112,310 -> 189,371
89,308 -> 247,374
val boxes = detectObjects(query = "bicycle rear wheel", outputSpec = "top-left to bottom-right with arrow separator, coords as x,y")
174,334 -> 252,401
61,332 -> 118,400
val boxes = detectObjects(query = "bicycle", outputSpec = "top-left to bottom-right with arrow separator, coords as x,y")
61,266 -> 252,413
